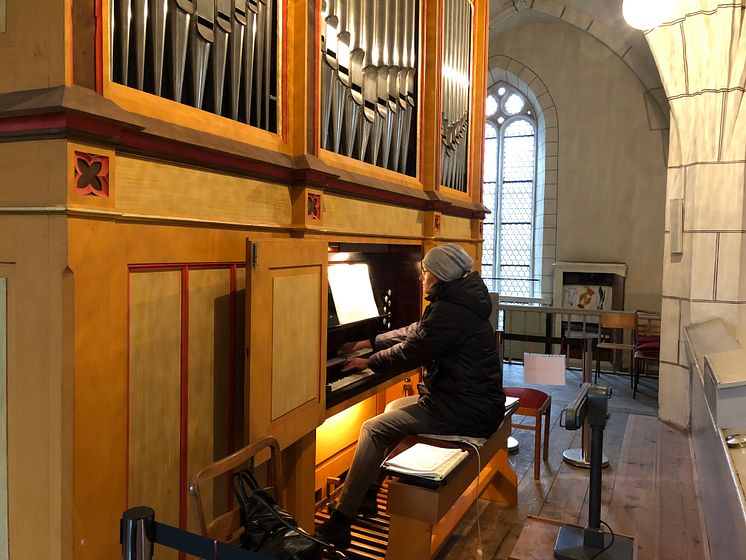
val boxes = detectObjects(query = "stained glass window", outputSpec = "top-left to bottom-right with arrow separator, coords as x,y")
482,83 -> 536,298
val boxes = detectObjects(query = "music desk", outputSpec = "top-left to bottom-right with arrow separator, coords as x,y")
385,401 -> 519,560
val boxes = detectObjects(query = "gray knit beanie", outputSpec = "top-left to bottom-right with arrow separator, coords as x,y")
422,244 -> 474,282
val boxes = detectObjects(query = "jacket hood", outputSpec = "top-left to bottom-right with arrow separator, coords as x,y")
427,272 -> 492,320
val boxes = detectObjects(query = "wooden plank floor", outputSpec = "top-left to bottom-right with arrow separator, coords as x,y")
434,365 -> 707,560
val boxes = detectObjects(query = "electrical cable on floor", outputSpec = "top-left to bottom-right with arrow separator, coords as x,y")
462,440 -> 483,560
589,519 -> 615,560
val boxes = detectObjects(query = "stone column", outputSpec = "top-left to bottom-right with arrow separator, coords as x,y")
645,1 -> 746,427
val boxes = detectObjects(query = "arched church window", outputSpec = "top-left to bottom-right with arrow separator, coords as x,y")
482,83 -> 536,297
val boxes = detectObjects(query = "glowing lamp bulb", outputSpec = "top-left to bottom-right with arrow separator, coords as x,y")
622,0 -> 674,30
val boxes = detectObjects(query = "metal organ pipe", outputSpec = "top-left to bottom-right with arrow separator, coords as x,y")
111,0 -> 278,132
440,0 -> 471,192
320,0 -> 419,175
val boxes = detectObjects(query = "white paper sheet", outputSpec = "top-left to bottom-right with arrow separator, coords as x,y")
523,352 -> 567,385
328,263 -> 379,325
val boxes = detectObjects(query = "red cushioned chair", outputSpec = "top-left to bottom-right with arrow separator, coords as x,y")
633,311 -> 661,398
503,387 -> 551,480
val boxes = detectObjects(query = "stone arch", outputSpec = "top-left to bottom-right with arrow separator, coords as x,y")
486,55 -> 557,301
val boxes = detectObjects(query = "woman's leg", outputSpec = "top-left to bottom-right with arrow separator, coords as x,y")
336,401 -> 447,518
383,394 -> 419,413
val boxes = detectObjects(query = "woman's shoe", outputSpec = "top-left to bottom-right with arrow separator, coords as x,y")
316,510 -> 352,549
357,485 -> 380,518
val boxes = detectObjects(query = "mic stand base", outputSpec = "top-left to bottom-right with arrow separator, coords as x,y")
554,525 -> 634,560
562,447 -> 609,468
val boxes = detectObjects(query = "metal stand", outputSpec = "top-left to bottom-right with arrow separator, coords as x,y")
554,386 -> 633,560
120,506 -> 261,560
563,337 -> 608,468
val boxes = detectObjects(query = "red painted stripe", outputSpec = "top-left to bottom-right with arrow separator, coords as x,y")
179,267 -> 189,535
281,0 -> 289,143
0,113 -> 67,133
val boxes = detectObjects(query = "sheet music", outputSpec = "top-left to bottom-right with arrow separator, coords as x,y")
328,263 -> 379,325
384,443 -> 469,480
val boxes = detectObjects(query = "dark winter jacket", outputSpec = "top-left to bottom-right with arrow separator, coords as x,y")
368,272 -> 505,437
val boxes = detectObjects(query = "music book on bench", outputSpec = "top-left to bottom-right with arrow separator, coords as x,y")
383,442 -> 469,481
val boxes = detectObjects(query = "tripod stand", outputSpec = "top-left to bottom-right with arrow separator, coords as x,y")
554,384 -> 634,560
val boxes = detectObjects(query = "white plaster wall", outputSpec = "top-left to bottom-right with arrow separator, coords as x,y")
645,2 -> 746,429
490,21 -> 668,313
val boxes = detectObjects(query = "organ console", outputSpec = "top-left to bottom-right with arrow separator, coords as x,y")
323,243 -> 422,414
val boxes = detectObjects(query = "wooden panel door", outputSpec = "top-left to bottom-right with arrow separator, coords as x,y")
246,239 -> 327,448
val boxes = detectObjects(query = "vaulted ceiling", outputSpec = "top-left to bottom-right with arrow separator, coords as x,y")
488,0 -> 668,125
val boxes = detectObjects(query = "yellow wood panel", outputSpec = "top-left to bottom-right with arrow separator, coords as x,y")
0,141 -> 67,207
440,185 -> 472,203
69,219 -> 129,560
103,82 -> 290,154
69,219 -> 254,560
271,272 -> 320,419
286,0 -> 308,155
235,267 -> 247,449
0,0 -> 66,93
187,268 -> 232,532
322,194 -> 424,238
247,238 -> 327,449
1,217 -> 69,560
124,224 -> 267,265
129,271 -> 182,536
420,0 -> 442,190
438,215 -> 473,241
115,156 -> 293,227
315,397 -> 378,464
319,150 -> 425,189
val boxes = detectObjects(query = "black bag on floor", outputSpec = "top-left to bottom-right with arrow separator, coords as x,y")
231,469 -> 322,560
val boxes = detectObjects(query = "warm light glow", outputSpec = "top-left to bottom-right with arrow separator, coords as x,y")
316,398 -> 377,463
622,0 -> 675,30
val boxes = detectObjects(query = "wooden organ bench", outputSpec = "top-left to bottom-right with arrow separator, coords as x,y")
385,399 -> 520,560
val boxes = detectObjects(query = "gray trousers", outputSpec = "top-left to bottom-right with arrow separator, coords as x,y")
337,396 -> 453,517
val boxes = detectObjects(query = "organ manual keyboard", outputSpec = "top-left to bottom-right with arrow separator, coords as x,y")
325,318 -> 382,408
324,243 -> 421,411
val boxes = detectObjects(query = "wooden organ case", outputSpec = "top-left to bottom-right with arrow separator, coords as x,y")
0,0 -> 491,558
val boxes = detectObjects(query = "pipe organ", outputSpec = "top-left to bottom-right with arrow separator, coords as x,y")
440,0 -> 473,192
110,0 -> 279,131
0,1 -> 491,558
320,0 -> 419,176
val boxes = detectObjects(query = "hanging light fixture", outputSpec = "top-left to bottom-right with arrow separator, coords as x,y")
622,0 -> 675,30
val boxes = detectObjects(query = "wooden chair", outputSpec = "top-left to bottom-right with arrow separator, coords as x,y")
503,387 -> 551,480
595,312 -> 637,384
189,435 -> 283,544
633,310 -> 661,398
